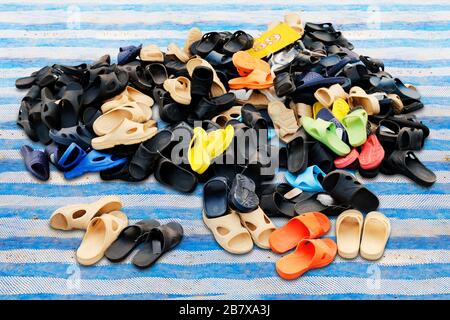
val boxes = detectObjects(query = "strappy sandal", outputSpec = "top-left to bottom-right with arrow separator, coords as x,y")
369,76 -> 421,101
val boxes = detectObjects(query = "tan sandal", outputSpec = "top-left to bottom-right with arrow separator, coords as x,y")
91,118 -> 157,150
387,93 -> 404,114
236,91 -> 269,108
212,106 -> 242,127
187,57 -> 226,97
163,76 -> 192,105
49,196 -> 122,230
202,211 -> 253,254
102,86 -> 153,115
284,12 -> 304,35
268,101 -> 299,143
290,101 -> 312,125
167,43 -> 190,63
314,84 -> 348,107
76,211 -> 128,265
336,209 -> 363,259
360,211 -> 391,261
140,44 -> 164,62
93,103 -> 150,136
183,27 -> 202,56
236,207 -> 276,249
348,86 -> 380,115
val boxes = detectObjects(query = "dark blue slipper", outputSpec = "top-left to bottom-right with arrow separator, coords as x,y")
118,44 -> 142,65
21,145 -> 50,181
228,174 -> 259,213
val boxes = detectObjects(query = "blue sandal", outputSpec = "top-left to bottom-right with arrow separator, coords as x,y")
285,165 -> 325,192
64,150 -> 127,179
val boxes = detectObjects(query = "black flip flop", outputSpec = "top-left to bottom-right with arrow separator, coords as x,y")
203,177 -> 229,218
20,145 -> 50,181
145,63 -> 168,87
322,170 -> 379,213
193,93 -> 235,120
132,222 -> 183,268
49,124 -> 93,150
154,157 -> 197,193
386,150 -> 436,187
287,128 -> 309,174
105,219 -> 161,262
228,173 -> 259,213
222,30 -> 254,55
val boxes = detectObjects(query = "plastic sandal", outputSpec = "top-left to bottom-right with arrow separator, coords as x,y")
293,72 -> 347,96
269,211 -> 331,253
28,102 -> 52,145
341,109 -> 368,147
359,134 -> 384,170
236,207 -> 276,249
193,93 -> 236,120
302,117 -> 351,156
93,103 -> 149,136
276,238 -> 337,280
77,211 -> 128,265
285,165 -> 325,192
334,148 -> 359,169
45,142 -> 66,169
385,114 -> 429,139
83,69 -> 129,106
312,102 -> 325,119
57,142 -> 87,171
322,170 -> 379,212
307,29 -> 353,49
267,101 -> 299,143
184,27 -> 202,56
212,106 -> 241,127
40,87 -> 60,129
154,157 -> 197,193
99,162 -> 139,182
360,211 -> 391,261
194,32 -> 229,57
132,222 -> 183,268
64,150 -> 127,179
222,30 -> 254,55
91,119 -> 157,150
259,183 -> 302,217
231,51 -> 271,77
186,57 -> 226,97
386,150 -> 436,187
274,72 -> 296,97
166,43 -> 190,63
188,127 -> 210,174
316,107 -> 348,142
105,219 -> 160,262
203,177 -> 229,219
163,76 -> 191,105
293,192 -> 350,216
314,84 -> 348,107
118,44 -> 142,65
241,103 -> 268,131
336,210 -> 363,259
348,86 -> 380,115
20,145 -> 50,181
140,44 -> 164,62
369,76 -> 421,101
190,65 -> 213,98
331,98 -> 350,122
286,128 -> 309,174
229,173 -> 259,213
228,69 -> 273,90
17,101 -> 39,142
145,63 -> 168,87
49,124 -> 93,150
49,195 -> 123,230
308,140 -> 336,173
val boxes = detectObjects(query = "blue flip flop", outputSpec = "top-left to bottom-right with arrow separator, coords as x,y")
118,44 -> 142,65
57,142 -> 87,171
316,107 -> 349,144
285,165 -> 325,192
64,149 -> 127,179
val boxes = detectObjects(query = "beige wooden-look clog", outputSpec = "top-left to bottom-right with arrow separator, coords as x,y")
163,76 -> 192,105
140,44 -> 164,62
212,106 -> 242,127
336,209 -> 364,259
267,101 -> 299,143
202,211 -> 253,255
102,86 -> 153,116
166,43 -> 190,63
49,196 -> 123,230
93,103 -> 149,136
236,207 -> 276,249
360,211 -> 391,261
284,12 -> 304,35
348,86 -> 380,115
76,211 -> 128,265
183,27 -> 202,56
187,57 -> 227,97
314,84 -> 348,107
91,118 -> 157,150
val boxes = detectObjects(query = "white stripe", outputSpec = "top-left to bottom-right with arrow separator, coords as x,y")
0,276 -> 448,296
0,248 -> 448,267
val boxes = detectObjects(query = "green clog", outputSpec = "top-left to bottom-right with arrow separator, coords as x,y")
341,108 -> 368,147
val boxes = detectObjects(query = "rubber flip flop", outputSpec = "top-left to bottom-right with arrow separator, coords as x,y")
285,165 -> 325,192
64,150 -> 127,179
132,222 -> 183,268
386,150 -> 436,187
186,57 -> 227,97
341,108 -> 368,147
163,76 -> 191,105
331,98 -> 350,122
269,211 -> 331,254
334,148 -> 359,169
229,173 -> 259,213
236,207 -> 276,249
316,107 -> 348,143
140,44 -> 164,62
322,170 -> 379,213
154,157 -> 198,193
360,211 -> 391,261
20,145 -> 50,181
359,134 -> 385,170
286,128 -> 309,174
336,209 -> 363,259
267,101 -> 299,143
49,195 -> 123,230
57,142 -> 87,171
77,211 -> 128,265
228,69 -> 273,90
105,219 -> 161,262
118,44 -> 142,65
348,86 -> 380,115
91,119 -> 157,150
276,238 -> 337,280
302,117 -> 351,156
206,124 -> 234,159
314,84 -> 348,107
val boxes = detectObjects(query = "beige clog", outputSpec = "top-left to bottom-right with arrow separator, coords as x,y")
236,207 -> 276,249
93,103 -> 149,136
314,84 -> 348,107
360,211 -> 391,261
348,86 -> 380,115
163,76 -> 192,105
336,210 -> 364,259
140,44 -> 164,62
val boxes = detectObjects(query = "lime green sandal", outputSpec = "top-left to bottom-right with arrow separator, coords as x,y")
302,117 -> 351,156
341,109 -> 368,147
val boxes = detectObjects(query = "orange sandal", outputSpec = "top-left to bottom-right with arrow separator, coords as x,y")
228,69 -> 273,90
269,211 -> 331,254
276,238 -> 337,280
232,51 -> 270,77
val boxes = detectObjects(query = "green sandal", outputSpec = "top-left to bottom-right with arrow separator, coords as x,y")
341,109 -> 368,147
302,117 -> 351,156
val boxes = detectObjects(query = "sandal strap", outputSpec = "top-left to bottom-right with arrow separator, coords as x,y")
295,212 -> 325,238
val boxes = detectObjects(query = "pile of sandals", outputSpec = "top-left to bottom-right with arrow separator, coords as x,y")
15,12 -> 435,277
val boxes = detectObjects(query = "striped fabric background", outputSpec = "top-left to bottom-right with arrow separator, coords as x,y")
0,0 -> 449,300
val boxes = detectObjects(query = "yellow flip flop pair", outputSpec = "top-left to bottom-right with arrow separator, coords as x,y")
188,125 -> 234,174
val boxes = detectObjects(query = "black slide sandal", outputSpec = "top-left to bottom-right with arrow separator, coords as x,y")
105,219 -> 161,262
308,141 -> 335,173
259,183 -> 301,217
145,63 -> 168,87
222,30 -> 254,55
28,102 -> 51,145
293,191 -> 350,216
322,170 -> 379,213
195,32 -> 224,57
100,162 -> 140,182
387,150 -> 436,187
287,128 -> 309,174
154,157 -> 197,193
203,177 -> 229,218
132,222 -> 183,268
59,82 -> 84,128
40,88 -> 61,129
49,125 -> 93,150
83,69 -> 129,106
17,101 -> 39,142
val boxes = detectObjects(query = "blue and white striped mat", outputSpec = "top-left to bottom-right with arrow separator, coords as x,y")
0,0 -> 449,300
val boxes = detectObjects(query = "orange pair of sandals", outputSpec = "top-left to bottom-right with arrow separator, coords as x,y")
228,51 -> 273,90
269,212 -> 336,280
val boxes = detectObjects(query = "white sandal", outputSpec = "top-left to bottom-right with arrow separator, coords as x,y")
360,211 -> 391,261
336,209 -> 364,259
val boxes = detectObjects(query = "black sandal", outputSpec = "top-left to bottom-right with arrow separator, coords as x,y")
286,128 -> 309,174
274,72 -> 296,97
222,30 -> 254,55
154,157 -> 197,193
49,124 -> 93,150
193,93 -> 235,120
83,69 -> 129,106
145,63 -> 168,87
59,82 -> 84,128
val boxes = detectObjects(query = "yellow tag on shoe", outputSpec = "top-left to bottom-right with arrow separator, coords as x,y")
246,22 -> 301,59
